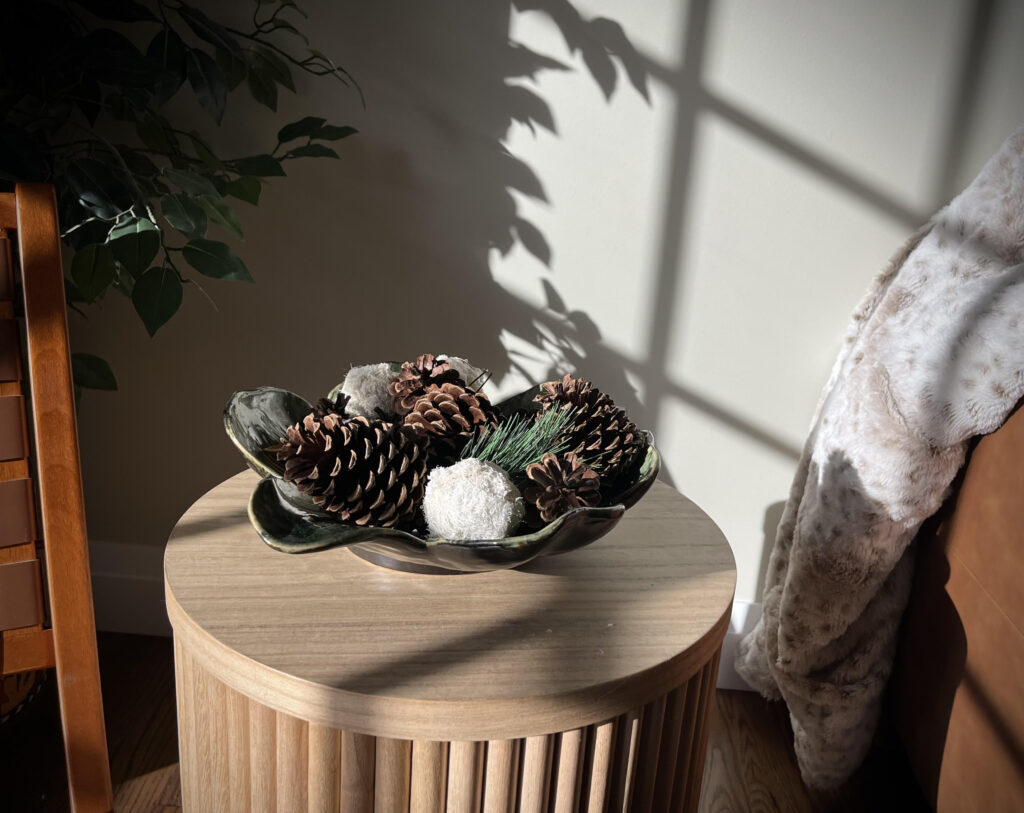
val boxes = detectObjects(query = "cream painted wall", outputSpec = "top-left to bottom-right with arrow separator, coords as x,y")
72,0 -> 1024,606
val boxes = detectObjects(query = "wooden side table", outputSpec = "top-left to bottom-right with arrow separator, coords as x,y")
164,471 -> 735,812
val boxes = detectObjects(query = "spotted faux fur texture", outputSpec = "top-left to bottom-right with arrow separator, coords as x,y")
736,125 -> 1024,789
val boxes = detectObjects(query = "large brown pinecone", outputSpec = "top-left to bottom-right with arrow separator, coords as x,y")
389,354 -> 465,416
403,382 -> 497,461
276,413 -> 429,527
534,374 -> 645,480
522,452 -> 601,524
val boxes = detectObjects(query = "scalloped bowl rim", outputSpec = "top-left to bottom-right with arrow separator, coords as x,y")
247,437 -> 658,553
225,381 -> 660,563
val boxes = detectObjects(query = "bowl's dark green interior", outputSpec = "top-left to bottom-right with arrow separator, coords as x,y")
226,384 -> 660,573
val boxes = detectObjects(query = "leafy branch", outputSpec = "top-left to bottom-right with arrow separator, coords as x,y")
0,0 -> 359,392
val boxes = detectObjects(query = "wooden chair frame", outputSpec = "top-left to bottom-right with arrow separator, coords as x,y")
0,184 -> 113,812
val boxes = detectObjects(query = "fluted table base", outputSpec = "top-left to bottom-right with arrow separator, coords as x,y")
174,639 -> 721,813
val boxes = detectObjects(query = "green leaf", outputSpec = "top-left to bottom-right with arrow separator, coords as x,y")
135,113 -> 178,154
249,46 -> 294,91
182,239 -> 253,281
146,28 -> 187,103
83,30 -> 160,88
140,176 -> 170,199
71,354 -> 118,391
225,176 -> 261,205
161,194 -> 207,239
198,196 -> 244,238
63,218 -> 111,252
65,159 -> 135,219
132,267 -> 183,336
185,131 -> 223,169
71,243 -> 116,302
185,48 -> 227,123
246,59 -> 278,111
313,125 -> 357,141
163,168 -> 219,197
177,6 -> 245,60
65,278 -> 87,305
235,155 -> 285,177
287,144 -> 339,159
216,46 -> 248,91
277,116 -> 326,143
121,151 -> 160,179
109,218 -> 160,276
108,217 -> 157,242
111,264 -> 136,297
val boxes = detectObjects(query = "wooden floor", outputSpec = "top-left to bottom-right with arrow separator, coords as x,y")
0,633 -> 926,812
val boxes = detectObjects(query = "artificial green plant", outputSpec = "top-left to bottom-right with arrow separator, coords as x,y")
0,0 -> 359,391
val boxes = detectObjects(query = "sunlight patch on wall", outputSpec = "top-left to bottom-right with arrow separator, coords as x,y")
703,0 -> 966,216
665,113 -> 913,446
657,395 -> 797,601
496,2 -> 681,363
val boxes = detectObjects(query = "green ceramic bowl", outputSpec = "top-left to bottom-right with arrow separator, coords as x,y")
224,385 -> 660,574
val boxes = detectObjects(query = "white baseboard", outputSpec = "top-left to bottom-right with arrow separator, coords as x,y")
717,600 -> 762,691
88,540 -> 171,637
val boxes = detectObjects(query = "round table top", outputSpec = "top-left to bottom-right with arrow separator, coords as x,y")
164,471 -> 736,741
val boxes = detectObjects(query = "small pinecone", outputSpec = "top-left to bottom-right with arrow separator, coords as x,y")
534,374 -> 645,480
276,413 -> 429,527
312,392 -> 350,420
389,354 -> 465,416
522,452 -> 601,524
403,382 -> 497,461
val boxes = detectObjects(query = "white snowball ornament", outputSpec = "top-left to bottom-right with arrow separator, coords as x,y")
340,362 -> 397,417
423,459 -> 525,540
437,354 -> 488,389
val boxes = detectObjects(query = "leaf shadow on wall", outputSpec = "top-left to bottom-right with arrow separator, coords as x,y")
71,0 -> 659,546
305,0 -> 652,404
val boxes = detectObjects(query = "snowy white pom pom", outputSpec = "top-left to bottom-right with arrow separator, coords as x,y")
423,459 -> 525,540
437,354 -> 488,389
340,362 -> 397,417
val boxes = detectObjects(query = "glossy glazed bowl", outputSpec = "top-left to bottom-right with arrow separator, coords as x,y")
225,384 -> 660,574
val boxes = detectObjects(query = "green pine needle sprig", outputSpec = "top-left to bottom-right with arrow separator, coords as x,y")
460,407 -> 577,481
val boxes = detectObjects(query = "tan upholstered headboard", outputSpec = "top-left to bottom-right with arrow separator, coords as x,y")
893,404 -> 1024,812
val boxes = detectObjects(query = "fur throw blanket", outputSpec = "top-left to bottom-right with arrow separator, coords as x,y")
736,125 -> 1024,788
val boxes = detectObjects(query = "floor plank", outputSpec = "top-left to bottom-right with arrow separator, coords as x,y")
0,634 -> 925,812
700,690 -> 929,813
0,633 -> 181,813
702,690 -> 812,812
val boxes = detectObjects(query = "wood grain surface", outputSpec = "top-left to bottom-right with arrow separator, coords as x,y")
171,661 -> 720,812
165,472 -> 735,742
446,741 -> 483,811
0,229 -> 40,668
700,689 -> 928,813
895,405 -> 1024,813
0,184 -> 113,812
0,634 -> 928,813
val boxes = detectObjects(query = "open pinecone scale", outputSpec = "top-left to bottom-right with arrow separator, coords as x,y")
275,412 -> 429,528
533,374 -> 646,485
